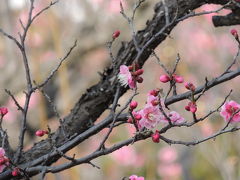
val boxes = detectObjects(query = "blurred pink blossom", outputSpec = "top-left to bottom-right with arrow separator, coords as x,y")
158,147 -> 177,164
129,175 -> 145,180
111,146 -> 144,167
107,0 -> 126,13
200,122 -> 214,137
158,163 -> 182,179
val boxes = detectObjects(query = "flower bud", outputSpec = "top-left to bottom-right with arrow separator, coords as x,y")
35,130 -> 47,137
135,69 -> 144,76
12,168 -> 20,177
0,107 -> 8,117
185,105 -> 190,111
173,74 -> 184,83
151,130 -> 160,143
159,75 -> 170,83
112,30 -> 120,39
184,82 -> 196,91
134,114 -> 142,121
136,76 -> 143,83
187,102 -> 197,113
231,29 -> 238,39
130,101 -> 138,110
128,65 -> 133,71
149,89 -> 159,97
127,117 -> 133,123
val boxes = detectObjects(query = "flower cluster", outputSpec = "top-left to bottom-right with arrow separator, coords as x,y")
128,89 -> 184,131
118,64 -> 144,89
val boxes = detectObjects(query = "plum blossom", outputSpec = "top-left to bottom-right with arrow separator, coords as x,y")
129,175 -> 145,180
168,111 -> 184,123
118,65 -> 136,88
139,105 -> 163,129
220,100 -> 240,122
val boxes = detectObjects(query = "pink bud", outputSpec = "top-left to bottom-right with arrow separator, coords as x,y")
0,107 -> 8,117
159,75 -> 170,83
185,105 -> 190,111
184,82 -> 196,91
151,130 -> 160,143
136,76 -> 143,83
173,75 -> 184,83
134,114 -> 142,121
127,117 -> 133,123
128,65 -> 133,71
130,101 -> 138,110
35,130 -> 47,137
231,29 -> 238,38
12,168 -> 20,177
149,89 -> 159,97
188,102 -> 197,113
135,69 -> 144,76
112,30 -> 120,39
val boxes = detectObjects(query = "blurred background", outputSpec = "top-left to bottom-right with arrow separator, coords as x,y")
0,0 -> 240,179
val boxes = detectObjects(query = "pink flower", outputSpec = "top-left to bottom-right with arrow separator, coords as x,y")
139,105 -> 163,129
118,65 -> 136,88
168,111 -> 184,123
173,74 -> 184,83
0,148 -> 9,173
220,100 -> 240,122
159,75 -> 170,83
129,175 -> 145,180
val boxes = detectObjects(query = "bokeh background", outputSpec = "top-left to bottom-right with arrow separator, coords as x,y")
0,0 -> 240,179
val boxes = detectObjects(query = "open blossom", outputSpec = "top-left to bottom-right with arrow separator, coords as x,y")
129,175 -> 145,180
168,111 -> 184,123
220,100 -> 240,122
118,65 -> 136,88
139,105 -> 163,129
